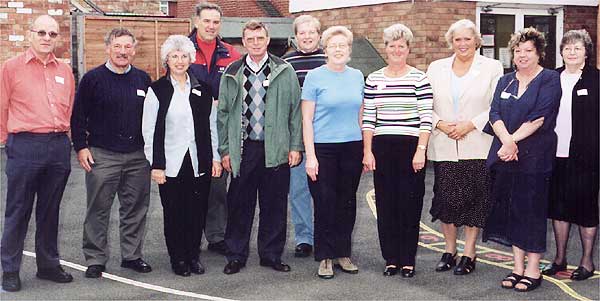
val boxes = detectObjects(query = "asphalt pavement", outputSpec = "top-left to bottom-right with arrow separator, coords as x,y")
0,150 -> 598,300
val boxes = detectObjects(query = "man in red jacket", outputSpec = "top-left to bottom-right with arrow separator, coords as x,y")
188,2 -> 241,256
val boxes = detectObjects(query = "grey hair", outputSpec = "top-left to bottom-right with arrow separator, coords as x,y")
160,35 -> 196,68
293,15 -> 321,35
383,23 -> 414,47
104,27 -> 136,46
560,29 -> 594,60
194,2 -> 222,17
444,19 -> 482,49
321,26 -> 353,49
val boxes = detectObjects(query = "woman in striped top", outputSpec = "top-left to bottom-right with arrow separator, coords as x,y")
362,23 -> 433,278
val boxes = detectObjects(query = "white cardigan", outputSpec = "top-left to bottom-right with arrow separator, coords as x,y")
426,54 -> 503,161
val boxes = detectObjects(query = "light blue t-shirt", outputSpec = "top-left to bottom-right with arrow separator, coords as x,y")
302,65 -> 364,143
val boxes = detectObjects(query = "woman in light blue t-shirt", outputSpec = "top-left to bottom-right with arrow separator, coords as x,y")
301,25 -> 364,279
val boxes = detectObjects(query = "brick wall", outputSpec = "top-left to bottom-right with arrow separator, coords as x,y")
175,0 -> 286,18
93,0 -> 162,15
297,0 -> 476,71
0,0 -> 71,64
564,5 -> 598,66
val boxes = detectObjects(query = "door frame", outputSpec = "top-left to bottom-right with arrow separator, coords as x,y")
476,5 -> 564,67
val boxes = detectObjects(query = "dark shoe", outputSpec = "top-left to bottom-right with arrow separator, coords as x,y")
2,271 -> 21,292
121,258 -> 152,273
454,256 -> 476,275
501,272 -> 524,289
542,262 -> 567,276
207,241 -> 230,256
85,265 -> 105,278
171,261 -> 191,277
223,260 -> 245,275
514,275 -> 542,292
383,265 -> 398,276
260,259 -> 291,272
189,259 -> 205,275
36,265 -> 73,283
571,266 -> 595,281
294,243 -> 313,258
401,266 -> 415,278
435,252 -> 457,272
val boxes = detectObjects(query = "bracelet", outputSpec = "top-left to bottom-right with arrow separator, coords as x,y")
417,144 -> 427,150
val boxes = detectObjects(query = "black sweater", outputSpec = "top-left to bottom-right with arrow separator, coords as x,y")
71,64 -> 151,153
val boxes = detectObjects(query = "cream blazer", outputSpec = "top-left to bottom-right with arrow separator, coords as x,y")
426,54 -> 503,161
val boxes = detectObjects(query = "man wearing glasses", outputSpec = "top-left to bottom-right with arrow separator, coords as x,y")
0,15 -> 75,292
217,20 -> 302,275
71,28 -> 153,279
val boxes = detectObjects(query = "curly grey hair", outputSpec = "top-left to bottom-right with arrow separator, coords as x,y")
160,35 -> 196,68
383,23 -> 414,47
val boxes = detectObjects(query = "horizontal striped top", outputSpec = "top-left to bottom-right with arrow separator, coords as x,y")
362,67 -> 433,137
282,49 -> 327,87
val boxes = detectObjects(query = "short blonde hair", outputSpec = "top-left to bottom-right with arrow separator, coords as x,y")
160,35 -> 196,68
444,19 -> 482,49
293,15 -> 321,35
383,23 -> 413,47
321,26 -> 353,50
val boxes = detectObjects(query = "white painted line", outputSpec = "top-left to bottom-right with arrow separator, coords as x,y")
22,251 -> 237,301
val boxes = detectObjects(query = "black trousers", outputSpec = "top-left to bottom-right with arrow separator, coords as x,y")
1,132 -> 71,272
308,141 -> 362,261
373,135 -> 425,267
225,140 -> 290,264
158,152 -> 210,264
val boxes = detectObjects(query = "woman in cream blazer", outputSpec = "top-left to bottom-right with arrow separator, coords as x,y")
426,19 -> 503,275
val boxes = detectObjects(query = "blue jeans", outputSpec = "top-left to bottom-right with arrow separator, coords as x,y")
289,156 -> 314,246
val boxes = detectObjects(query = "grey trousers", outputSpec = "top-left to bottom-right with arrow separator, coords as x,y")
204,171 -> 228,243
82,147 -> 150,266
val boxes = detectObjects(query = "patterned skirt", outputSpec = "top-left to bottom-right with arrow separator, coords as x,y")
430,160 -> 491,228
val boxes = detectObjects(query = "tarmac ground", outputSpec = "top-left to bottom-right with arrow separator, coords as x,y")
0,150 -> 598,300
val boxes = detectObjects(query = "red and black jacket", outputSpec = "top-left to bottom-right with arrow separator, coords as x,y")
188,29 -> 241,100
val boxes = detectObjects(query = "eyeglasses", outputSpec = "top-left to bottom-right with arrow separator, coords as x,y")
168,54 -> 190,61
327,44 -> 349,50
244,36 -> 267,44
31,30 -> 59,39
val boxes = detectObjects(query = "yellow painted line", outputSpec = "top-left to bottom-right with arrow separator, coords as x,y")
365,189 -> 596,301
426,242 -> 447,247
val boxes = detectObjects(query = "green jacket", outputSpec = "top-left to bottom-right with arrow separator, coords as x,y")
217,53 -> 303,177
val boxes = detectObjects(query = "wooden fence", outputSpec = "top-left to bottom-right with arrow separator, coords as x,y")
76,15 -> 192,80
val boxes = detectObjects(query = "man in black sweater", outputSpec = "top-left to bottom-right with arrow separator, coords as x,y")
70,28 -> 153,279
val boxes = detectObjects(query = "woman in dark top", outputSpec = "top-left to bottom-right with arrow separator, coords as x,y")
542,29 -> 599,281
483,28 -> 561,292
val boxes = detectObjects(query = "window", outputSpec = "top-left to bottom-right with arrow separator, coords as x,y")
160,0 -> 169,15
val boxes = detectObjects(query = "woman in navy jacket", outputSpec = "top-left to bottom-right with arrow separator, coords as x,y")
483,28 -> 561,292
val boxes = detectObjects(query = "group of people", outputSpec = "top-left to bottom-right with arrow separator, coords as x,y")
0,1 -> 597,296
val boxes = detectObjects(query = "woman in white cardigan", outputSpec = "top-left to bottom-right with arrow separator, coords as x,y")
426,19 -> 503,275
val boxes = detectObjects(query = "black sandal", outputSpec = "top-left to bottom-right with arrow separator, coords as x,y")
501,272 -> 523,289
541,262 -> 567,276
454,256 -> 476,275
571,266 -> 595,281
514,275 -> 542,292
435,252 -> 457,272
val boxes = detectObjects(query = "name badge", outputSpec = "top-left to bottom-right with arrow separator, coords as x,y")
55,76 -> 64,84
577,89 -> 588,96
137,89 -> 146,97
192,89 -> 202,97
262,80 -> 269,87
500,91 -> 511,99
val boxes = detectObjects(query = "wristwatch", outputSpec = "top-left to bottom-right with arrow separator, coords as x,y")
417,144 -> 427,150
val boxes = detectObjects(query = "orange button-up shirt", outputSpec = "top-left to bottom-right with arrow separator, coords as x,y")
0,48 -> 75,144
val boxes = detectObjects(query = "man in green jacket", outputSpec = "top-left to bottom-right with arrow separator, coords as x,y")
217,20 -> 302,275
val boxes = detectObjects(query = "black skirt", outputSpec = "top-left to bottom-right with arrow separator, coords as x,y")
430,160 -> 491,228
548,157 -> 599,227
